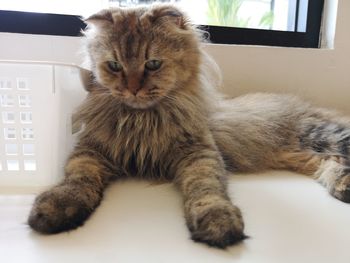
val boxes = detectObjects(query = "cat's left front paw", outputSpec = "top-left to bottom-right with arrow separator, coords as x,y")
187,202 -> 246,248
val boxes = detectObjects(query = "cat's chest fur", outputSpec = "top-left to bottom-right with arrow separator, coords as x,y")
80,97 -> 206,178
113,110 -> 179,172
112,110 -> 197,177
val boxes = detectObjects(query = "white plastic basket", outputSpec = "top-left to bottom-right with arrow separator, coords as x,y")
0,61 -> 87,188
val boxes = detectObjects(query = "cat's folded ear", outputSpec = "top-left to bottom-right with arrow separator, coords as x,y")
84,9 -> 114,26
143,5 -> 187,29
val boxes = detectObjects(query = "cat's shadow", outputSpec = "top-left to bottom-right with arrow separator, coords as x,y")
28,179 -> 247,260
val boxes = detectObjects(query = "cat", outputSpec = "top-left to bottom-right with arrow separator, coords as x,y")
28,4 -> 350,248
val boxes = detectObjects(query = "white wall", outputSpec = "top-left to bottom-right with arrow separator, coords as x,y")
0,0 -> 349,112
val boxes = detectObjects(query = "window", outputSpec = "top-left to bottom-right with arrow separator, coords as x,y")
0,0 -> 324,47
113,0 -> 309,32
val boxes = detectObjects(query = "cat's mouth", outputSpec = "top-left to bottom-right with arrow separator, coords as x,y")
124,97 -> 159,109
109,85 -> 167,109
111,91 -> 161,109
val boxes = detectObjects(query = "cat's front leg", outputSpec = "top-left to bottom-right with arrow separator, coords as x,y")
28,148 -> 117,234
174,148 -> 246,248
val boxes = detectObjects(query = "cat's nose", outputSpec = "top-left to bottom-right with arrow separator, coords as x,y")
127,75 -> 142,95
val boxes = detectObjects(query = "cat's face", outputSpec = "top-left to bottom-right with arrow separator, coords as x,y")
84,5 -> 200,109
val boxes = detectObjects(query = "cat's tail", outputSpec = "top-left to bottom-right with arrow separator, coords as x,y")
294,109 -> 350,202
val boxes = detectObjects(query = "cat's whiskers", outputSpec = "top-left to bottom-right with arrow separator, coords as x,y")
163,94 -> 179,103
146,91 -> 161,97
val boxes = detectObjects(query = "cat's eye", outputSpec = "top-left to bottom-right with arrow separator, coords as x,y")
107,61 -> 123,72
145,60 -> 162,71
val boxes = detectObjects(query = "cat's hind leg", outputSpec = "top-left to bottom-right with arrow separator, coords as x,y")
274,150 -> 350,203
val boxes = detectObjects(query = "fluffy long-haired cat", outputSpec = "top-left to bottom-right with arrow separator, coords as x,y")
28,4 -> 350,248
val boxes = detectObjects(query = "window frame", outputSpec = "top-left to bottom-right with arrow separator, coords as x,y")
0,0 -> 324,48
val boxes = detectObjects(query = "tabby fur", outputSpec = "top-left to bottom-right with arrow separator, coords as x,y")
28,4 -> 350,248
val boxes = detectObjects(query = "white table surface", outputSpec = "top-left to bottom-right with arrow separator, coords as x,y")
1,171 -> 350,263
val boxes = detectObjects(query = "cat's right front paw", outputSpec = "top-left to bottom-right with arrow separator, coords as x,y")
28,184 -> 99,234
187,202 -> 246,248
